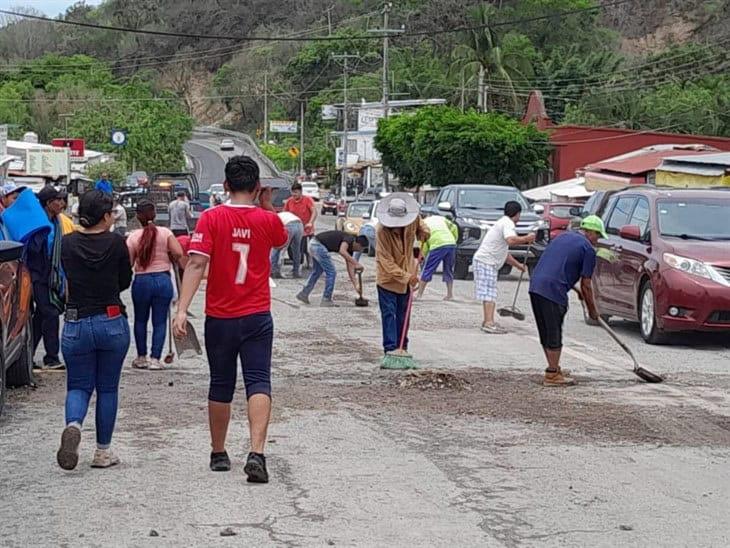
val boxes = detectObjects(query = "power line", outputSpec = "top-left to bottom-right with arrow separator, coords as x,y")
0,1 -> 632,43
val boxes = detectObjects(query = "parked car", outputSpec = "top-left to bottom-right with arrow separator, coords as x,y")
336,200 -> 379,236
337,197 -> 348,216
0,240 -> 35,416
544,202 -> 582,239
591,186 -> 730,344
569,189 -> 617,230
421,184 -> 549,279
321,194 -> 338,215
220,138 -> 235,151
301,181 -> 320,201
209,183 -> 226,197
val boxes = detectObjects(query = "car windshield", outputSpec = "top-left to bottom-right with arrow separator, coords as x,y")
302,183 -> 317,190
549,205 -> 575,219
457,188 -> 529,210
658,199 -> 730,240
348,202 -> 373,217
209,184 -> 224,193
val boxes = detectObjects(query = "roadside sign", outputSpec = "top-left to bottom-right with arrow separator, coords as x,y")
51,138 -> 85,158
270,120 -> 298,134
288,146 -> 300,158
0,125 -> 7,157
321,105 -> 338,121
110,129 -> 127,146
358,108 -> 384,132
26,147 -> 71,178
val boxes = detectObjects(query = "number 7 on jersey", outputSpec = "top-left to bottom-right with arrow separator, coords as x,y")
232,243 -> 251,285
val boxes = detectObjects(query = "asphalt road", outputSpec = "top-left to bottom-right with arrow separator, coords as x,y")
184,128 -> 277,191
1,160 -> 728,546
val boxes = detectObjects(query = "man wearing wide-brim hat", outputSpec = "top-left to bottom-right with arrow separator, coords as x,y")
375,193 -> 430,355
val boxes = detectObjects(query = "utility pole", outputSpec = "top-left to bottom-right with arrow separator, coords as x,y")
332,53 -> 359,199
299,99 -> 305,175
325,4 -> 334,36
369,3 -> 404,191
263,72 -> 269,144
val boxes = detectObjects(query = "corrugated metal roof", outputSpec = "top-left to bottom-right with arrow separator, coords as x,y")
585,149 -> 718,175
662,152 -> 730,166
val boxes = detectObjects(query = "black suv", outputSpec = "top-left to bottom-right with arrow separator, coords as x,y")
421,184 -> 549,279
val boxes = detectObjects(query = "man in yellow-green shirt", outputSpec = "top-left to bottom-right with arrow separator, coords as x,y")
417,214 -> 458,301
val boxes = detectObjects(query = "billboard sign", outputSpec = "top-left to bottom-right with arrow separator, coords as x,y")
269,120 -> 298,134
26,147 -> 71,178
358,108 -> 384,132
51,138 -> 86,158
321,105 -> 338,121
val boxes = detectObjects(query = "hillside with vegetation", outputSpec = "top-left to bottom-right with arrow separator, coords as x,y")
0,0 -> 727,174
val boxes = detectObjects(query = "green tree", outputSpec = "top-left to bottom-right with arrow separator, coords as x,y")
451,5 -> 535,112
375,106 -> 550,187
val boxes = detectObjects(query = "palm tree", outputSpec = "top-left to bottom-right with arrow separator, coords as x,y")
451,4 -> 533,113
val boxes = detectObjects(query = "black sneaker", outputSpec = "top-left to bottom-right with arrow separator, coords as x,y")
244,452 -> 269,483
44,359 -> 65,370
210,451 -> 231,472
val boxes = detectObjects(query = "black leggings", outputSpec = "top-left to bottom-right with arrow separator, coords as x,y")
530,293 -> 568,350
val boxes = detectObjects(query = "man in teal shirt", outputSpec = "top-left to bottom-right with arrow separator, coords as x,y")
416,215 -> 458,300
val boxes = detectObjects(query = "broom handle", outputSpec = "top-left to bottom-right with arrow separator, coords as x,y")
510,243 -> 532,308
398,289 -> 415,351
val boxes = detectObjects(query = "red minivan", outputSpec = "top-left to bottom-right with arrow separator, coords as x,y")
592,187 -> 730,344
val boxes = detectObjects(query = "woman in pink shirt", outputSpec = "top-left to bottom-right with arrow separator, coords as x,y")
127,200 -> 183,370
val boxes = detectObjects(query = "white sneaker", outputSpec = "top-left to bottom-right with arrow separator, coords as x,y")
147,358 -> 164,370
91,448 -> 120,468
132,356 -> 148,369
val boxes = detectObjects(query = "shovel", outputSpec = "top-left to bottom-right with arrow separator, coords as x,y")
497,244 -> 532,321
355,269 -> 369,307
164,307 -> 175,364
573,288 -> 663,383
171,265 -> 203,359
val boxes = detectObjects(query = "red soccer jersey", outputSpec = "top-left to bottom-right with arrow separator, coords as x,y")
189,204 -> 287,318
284,196 -> 316,235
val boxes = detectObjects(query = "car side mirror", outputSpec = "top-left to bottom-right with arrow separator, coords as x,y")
619,225 -> 642,241
569,206 -> 583,216
438,201 -> 453,212
533,204 -> 545,215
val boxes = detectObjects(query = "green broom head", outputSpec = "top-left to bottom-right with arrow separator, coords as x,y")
381,349 -> 418,370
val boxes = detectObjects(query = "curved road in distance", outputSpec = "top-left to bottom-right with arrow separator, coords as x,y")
185,128 -> 278,191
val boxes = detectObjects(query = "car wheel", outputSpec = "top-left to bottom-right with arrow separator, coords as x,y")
454,257 -> 469,280
639,282 -> 668,345
6,320 -> 34,388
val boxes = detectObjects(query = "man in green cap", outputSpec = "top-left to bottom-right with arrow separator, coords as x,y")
528,215 -> 606,386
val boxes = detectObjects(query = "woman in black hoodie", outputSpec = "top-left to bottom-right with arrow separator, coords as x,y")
56,190 -> 133,471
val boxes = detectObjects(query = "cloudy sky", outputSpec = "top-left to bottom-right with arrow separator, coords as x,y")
0,1 -> 103,16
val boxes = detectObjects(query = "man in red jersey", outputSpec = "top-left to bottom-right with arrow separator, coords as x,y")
173,155 -> 287,482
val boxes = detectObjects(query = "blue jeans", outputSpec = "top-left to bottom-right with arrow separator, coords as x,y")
62,314 -> 131,446
353,224 -> 376,262
271,221 -> 303,276
132,272 -> 173,360
301,240 -> 336,300
378,286 -> 411,353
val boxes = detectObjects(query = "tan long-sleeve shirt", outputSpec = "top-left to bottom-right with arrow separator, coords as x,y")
375,218 -> 430,294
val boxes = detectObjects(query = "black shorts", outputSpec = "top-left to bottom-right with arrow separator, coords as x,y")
530,293 -> 568,350
204,312 -> 274,403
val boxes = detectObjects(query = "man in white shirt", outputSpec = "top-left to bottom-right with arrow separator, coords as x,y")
472,201 -> 535,333
271,211 -> 304,279
168,191 -> 193,236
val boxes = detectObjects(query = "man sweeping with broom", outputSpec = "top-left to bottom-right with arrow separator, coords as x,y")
375,194 -> 429,369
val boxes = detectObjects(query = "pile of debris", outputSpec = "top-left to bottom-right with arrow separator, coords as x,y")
395,371 -> 471,391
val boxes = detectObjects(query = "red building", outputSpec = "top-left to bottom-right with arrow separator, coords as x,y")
522,92 -> 730,181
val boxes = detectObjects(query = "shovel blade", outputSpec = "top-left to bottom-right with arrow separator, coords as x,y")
635,366 -> 663,384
